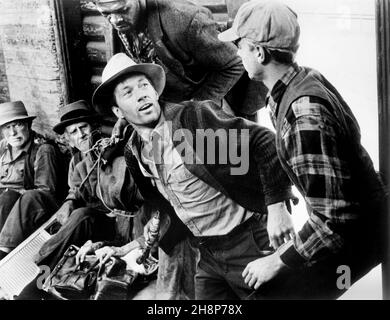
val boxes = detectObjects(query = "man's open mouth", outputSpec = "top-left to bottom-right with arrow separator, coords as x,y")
139,103 -> 153,112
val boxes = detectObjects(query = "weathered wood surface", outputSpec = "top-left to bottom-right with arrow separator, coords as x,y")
83,15 -> 108,39
0,0 -> 68,136
0,37 -> 10,103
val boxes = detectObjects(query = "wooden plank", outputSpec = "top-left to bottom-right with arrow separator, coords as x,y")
0,0 -> 69,137
376,0 -> 390,300
86,41 -> 108,63
82,15 -> 108,39
0,37 -> 10,103
5,64 -> 60,80
80,0 -> 99,13
3,48 -> 58,68
0,25 -> 56,52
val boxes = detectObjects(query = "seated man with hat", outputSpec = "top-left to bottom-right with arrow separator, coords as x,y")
35,100 -> 143,270
17,100 -> 144,299
0,101 -> 61,260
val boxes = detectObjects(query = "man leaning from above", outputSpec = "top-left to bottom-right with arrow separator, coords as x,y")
0,101 -> 60,260
91,53 -> 297,300
219,0 -> 387,299
92,0 -> 267,120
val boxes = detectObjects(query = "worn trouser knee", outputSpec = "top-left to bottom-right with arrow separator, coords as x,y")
0,190 -> 58,249
0,189 -> 21,231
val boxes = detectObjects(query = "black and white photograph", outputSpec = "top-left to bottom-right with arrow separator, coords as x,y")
0,0 -> 389,307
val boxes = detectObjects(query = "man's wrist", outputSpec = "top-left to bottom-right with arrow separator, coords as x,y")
91,241 -> 107,251
267,201 -> 287,214
275,247 -> 289,271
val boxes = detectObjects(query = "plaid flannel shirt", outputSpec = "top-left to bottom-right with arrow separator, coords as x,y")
267,64 -> 364,268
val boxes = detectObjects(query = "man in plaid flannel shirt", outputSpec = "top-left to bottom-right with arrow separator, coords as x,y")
220,0 -> 386,299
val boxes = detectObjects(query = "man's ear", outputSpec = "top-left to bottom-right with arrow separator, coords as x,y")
111,106 -> 125,119
256,46 -> 267,64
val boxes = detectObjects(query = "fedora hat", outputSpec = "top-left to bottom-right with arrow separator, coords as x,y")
92,53 -> 166,115
53,100 -> 98,134
0,101 -> 36,127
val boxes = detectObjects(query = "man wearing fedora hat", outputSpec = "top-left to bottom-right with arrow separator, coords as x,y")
0,101 -> 61,260
218,0 -> 386,298
92,53 -> 297,300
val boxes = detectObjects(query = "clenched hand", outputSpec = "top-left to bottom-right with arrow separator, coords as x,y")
242,252 -> 287,290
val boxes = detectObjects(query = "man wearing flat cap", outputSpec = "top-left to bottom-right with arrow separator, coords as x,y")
91,52 -> 296,300
219,0 -> 386,298
0,101 -> 61,260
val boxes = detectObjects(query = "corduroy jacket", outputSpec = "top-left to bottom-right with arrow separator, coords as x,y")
124,100 -> 294,254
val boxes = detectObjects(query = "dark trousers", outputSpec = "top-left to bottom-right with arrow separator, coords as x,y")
36,207 -> 116,270
191,214 -> 271,300
156,238 -> 198,300
0,189 -> 59,249
0,189 -> 21,231
191,214 -> 381,300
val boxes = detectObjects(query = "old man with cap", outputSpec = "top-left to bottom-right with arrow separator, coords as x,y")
219,0 -> 386,298
17,100 -> 143,299
0,101 -> 61,261
92,52 -> 296,300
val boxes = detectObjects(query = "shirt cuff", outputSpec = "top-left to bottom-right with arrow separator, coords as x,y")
277,240 -> 307,269
265,187 -> 294,206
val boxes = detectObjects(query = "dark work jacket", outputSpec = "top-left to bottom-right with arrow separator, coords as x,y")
144,0 -> 266,115
124,100 -> 294,254
24,135 -> 68,201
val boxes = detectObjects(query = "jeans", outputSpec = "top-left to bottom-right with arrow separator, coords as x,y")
190,214 -> 271,300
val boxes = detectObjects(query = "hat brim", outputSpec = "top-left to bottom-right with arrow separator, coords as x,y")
0,115 -> 36,128
218,28 -> 239,42
53,115 -> 99,134
92,63 -> 166,115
